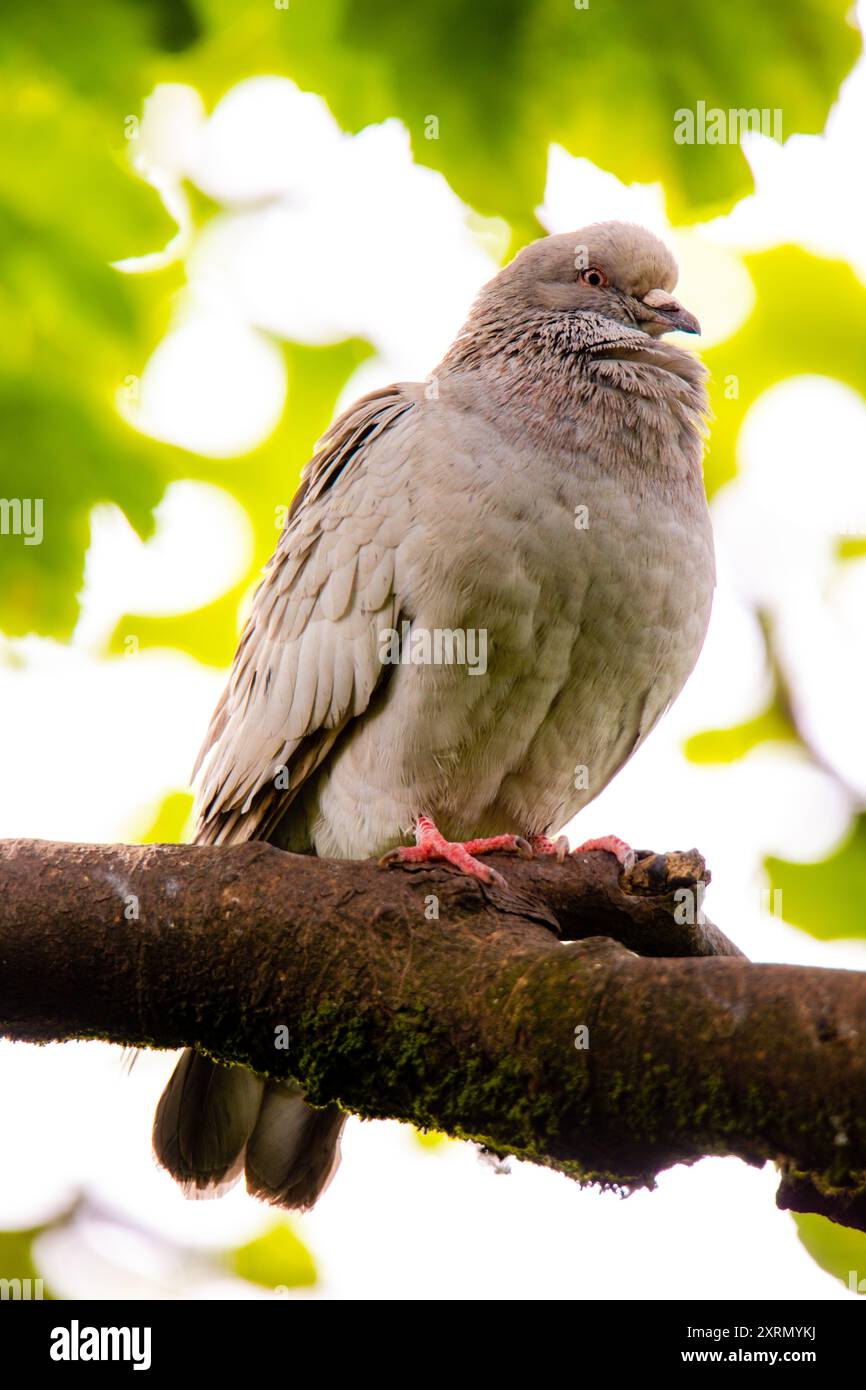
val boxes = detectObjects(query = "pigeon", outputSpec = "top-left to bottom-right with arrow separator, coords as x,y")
154,221 -> 715,1211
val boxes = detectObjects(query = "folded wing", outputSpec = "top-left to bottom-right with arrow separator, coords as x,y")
193,384 -> 416,846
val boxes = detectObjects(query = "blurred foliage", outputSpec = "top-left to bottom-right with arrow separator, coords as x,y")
702,247 -> 866,497
132,789 -> 195,844
766,816 -> 866,941
230,1220 -> 317,1290
0,1225 -> 54,1299
413,1127 -> 449,1151
687,608 -> 866,948
684,703 -> 797,764
694,259 -> 866,958
109,339 -> 371,667
0,92 -> 179,634
190,0 -> 860,234
684,613 -> 798,763
0,0 -> 862,649
0,1 -> 373,648
1,0 -> 866,1296
0,1195 -> 317,1298
795,1213 -> 866,1293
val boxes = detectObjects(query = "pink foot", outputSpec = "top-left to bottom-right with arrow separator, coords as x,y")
379,815 -> 531,886
530,834 -> 571,862
532,832 -> 636,872
571,834 -> 636,873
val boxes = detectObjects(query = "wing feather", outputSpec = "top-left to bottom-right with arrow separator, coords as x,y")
193,386 -> 415,846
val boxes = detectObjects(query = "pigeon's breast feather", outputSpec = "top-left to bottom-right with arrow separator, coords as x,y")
384,394 -> 714,836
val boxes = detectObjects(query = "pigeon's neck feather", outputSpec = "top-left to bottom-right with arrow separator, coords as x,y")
438,309 -> 709,494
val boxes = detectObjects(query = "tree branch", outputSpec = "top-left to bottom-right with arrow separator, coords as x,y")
1,837 -> 864,1227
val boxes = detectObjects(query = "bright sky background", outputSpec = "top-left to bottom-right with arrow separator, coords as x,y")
2,12 -> 866,1298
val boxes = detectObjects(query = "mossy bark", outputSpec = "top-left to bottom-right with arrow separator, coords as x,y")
1,837 -> 865,1223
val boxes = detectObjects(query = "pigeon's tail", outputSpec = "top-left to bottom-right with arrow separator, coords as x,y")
153,1049 -> 263,1196
153,1049 -> 344,1211
245,1082 -> 346,1211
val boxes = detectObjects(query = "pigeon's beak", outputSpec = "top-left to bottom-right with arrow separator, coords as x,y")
641,288 -> 701,336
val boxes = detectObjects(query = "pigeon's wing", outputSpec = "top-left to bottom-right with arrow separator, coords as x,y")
193,384 -> 416,846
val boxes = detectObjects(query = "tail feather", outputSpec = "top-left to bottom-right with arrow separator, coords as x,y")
153,1048 -> 264,1196
245,1081 -> 346,1212
152,780 -> 344,1208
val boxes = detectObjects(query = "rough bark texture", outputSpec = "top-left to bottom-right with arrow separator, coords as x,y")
1,837 -> 864,1227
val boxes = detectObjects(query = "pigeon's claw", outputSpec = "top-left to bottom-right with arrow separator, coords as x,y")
379,842 -> 507,886
379,815 -> 529,886
532,832 -> 637,872
463,833 -> 533,860
571,834 -> 637,873
530,834 -> 571,862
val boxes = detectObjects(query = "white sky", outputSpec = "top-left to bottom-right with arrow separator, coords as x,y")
2,19 -> 866,1299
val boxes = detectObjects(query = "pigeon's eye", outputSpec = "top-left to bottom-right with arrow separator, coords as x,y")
580,267 -> 608,288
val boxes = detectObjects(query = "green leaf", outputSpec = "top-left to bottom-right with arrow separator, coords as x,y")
190,0 -> 861,231
108,338 -> 373,667
703,247 -> 866,497
0,21 -> 182,639
685,702 -> 797,764
4,0 -> 861,651
765,815 -> 866,942
0,377 -> 175,638
413,1126 -> 449,1151
0,1227 -> 54,1299
131,790 -> 195,844
0,74 -> 175,263
794,1213 -> 866,1294
231,1221 -> 318,1291
0,1 -> 201,114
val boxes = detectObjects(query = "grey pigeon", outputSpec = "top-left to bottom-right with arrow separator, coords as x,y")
154,221 -> 715,1210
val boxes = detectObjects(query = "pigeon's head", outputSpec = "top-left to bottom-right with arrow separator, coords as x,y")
491,222 -> 700,337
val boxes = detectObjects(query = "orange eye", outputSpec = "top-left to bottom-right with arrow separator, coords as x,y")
580,267 -> 608,288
